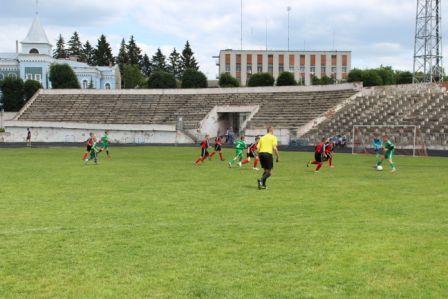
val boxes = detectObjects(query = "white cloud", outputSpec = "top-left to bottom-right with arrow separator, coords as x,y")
0,0 -> 447,77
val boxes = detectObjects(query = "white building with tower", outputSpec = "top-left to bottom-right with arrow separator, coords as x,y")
0,14 -> 120,90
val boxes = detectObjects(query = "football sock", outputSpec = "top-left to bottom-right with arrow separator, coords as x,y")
329,158 -> 333,166
82,153 -> 88,160
242,159 -> 249,165
195,158 -> 202,164
210,152 -> 216,158
390,162 -> 396,169
316,163 -> 322,171
254,160 -> 258,168
261,172 -> 271,186
219,153 -> 223,160
311,161 -> 319,165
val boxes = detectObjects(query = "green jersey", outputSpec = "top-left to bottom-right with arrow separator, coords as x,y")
101,135 -> 109,148
234,140 -> 246,152
384,140 -> 395,151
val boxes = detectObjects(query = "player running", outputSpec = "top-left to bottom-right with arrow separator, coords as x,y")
377,135 -> 397,172
323,139 -> 335,168
241,136 -> 260,170
307,138 -> 326,173
372,135 -> 383,167
100,130 -> 111,159
82,132 -> 95,160
228,135 -> 247,168
209,136 -> 224,161
84,136 -> 102,165
195,134 -> 210,165
257,127 -> 279,190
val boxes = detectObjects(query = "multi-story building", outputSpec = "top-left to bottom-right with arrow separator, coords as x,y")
0,15 -> 120,90
217,50 -> 351,86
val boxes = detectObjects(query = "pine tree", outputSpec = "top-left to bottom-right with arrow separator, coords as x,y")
80,41 -> 95,65
141,54 -> 152,77
168,48 -> 182,80
151,48 -> 167,72
181,41 -> 199,72
67,31 -> 83,58
53,34 -> 68,59
94,34 -> 114,66
116,38 -> 129,74
126,35 -> 143,67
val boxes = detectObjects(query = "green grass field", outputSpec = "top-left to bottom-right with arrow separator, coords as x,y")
1,146 -> 447,298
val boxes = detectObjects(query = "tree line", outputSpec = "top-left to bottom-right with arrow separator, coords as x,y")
53,32 -> 206,89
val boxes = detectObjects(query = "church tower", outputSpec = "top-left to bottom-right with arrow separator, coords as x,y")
20,15 -> 52,56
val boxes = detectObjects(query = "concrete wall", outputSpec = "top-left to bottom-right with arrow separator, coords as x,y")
2,121 -> 193,144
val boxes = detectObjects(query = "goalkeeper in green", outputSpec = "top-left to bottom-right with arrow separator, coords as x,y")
377,135 -> 397,172
228,135 -> 247,168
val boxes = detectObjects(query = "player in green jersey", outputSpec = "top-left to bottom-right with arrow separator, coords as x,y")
377,135 -> 397,172
228,135 -> 247,168
100,130 -> 111,159
84,136 -> 102,165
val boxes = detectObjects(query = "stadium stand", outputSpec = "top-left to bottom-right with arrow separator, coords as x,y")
16,88 -> 357,130
303,83 -> 448,149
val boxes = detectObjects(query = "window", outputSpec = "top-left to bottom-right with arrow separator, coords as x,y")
257,64 -> 262,73
29,48 -> 39,54
300,66 -> 305,72
105,83 -> 111,90
0,74 -> 3,80
35,74 -> 41,82
342,66 -> 348,73
332,66 -> 337,73
321,66 -> 326,73
225,64 -> 231,73
247,64 -> 252,74
236,63 -> 241,72
310,66 -> 316,73
279,65 -> 284,73
82,80 -> 88,89
26,74 -> 33,80
9,73 -> 17,78
289,66 -> 294,72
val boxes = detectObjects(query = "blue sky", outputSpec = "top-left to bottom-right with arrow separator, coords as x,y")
0,0 -> 445,78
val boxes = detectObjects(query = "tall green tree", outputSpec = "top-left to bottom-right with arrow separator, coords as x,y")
67,31 -> 83,58
116,38 -> 129,74
376,66 -> 396,85
24,80 -> 42,100
247,73 -> 275,87
362,70 -> 383,87
94,34 -> 114,66
0,77 -> 25,111
181,41 -> 199,72
151,48 -> 168,72
347,68 -> 363,82
49,64 -> 81,89
396,71 -> 413,84
53,34 -> 67,59
168,48 -> 182,79
141,54 -> 152,77
127,36 -> 143,67
218,73 -> 240,88
123,64 -> 145,89
79,40 -> 95,65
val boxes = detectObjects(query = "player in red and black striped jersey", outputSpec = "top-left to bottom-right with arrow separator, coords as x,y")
195,134 -> 211,165
307,138 -> 326,172
241,136 -> 260,170
209,136 -> 224,161
323,140 -> 335,167
82,132 -> 95,160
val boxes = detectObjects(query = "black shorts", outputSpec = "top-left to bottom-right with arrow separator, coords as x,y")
247,151 -> 257,158
201,149 -> 209,158
259,153 -> 274,170
86,145 -> 92,152
215,145 -> 222,151
315,152 -> 323,163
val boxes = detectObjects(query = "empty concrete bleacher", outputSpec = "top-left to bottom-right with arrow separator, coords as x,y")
17,88 -> 357,130
303,84 -> 448,148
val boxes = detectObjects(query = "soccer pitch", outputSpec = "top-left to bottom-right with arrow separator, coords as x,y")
1,147 -> 447,298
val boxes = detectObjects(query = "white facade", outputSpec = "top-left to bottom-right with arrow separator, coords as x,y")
0,15 -> 120,90
218,50 -> 351,86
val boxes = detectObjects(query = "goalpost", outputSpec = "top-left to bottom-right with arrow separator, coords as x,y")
352,125 -> 428,157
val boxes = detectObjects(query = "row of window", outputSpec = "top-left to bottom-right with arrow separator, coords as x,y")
227,64 -> 347,74
0,73 -> 18,80
26,73 -> 42,82
82,80 -> 111,89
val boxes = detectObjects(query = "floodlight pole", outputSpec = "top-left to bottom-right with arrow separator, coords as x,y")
240,0 -> 243,50
287,7 -> 291,51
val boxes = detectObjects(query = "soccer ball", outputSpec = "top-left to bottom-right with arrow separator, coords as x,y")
376,165 -> 383,171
